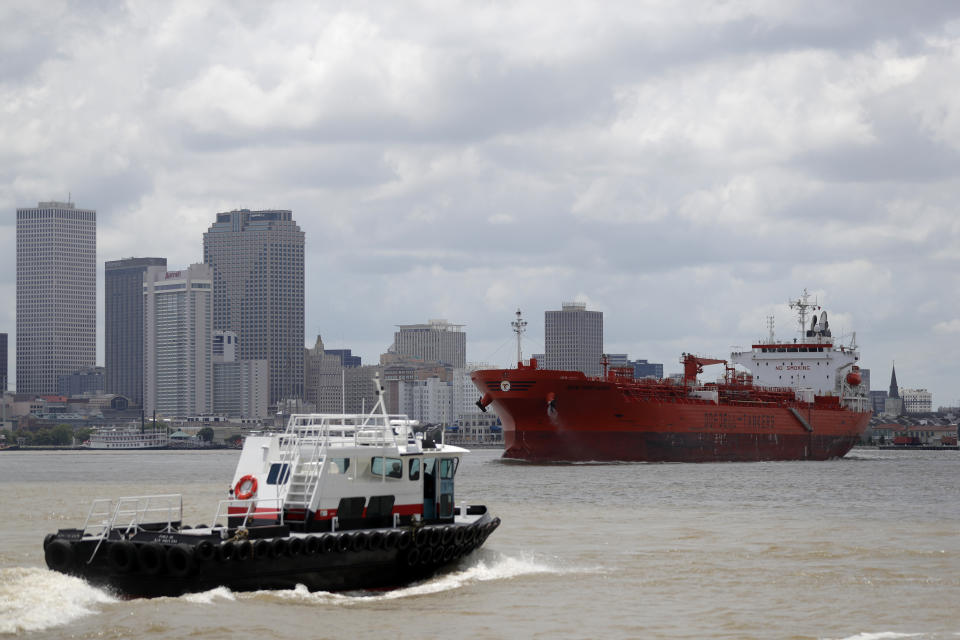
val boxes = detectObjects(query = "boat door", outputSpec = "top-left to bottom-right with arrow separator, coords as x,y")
437,457 -> 457,519
422,457 -> 436,520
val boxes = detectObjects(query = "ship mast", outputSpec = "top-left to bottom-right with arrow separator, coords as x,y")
788,288 -> 819,336
511,308 -> 527,365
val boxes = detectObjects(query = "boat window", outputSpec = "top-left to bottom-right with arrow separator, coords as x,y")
371,456 -> 403,479
438,457 -> 459,479
266,463 -> 290,485
409,458 -> 420,481
328,457 -> 350,474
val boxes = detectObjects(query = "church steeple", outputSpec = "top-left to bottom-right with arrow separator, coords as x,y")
888,362 -> 899,399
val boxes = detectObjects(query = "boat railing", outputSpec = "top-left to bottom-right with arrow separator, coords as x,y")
81,494 -> 183,563
211,497 -> 285,530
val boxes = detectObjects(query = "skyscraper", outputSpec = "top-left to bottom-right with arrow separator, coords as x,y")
393,320 -> 466,368
544,302 -> 603,376
0,333 -> 7,392
203,210 -> 304,405
105,257 -> 166,405
143,264 -> 213,417
16,201 -> 96,394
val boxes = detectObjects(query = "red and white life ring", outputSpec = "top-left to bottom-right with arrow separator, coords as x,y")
234,475 -> 258,500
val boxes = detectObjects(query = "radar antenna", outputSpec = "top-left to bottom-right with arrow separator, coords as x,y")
511,308 -> 527,364
766,315 -> 775,342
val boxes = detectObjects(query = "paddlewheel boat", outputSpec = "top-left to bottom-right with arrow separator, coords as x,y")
43,382 -> 500,597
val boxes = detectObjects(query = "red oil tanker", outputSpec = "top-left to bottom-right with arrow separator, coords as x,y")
471,291 -> 871,462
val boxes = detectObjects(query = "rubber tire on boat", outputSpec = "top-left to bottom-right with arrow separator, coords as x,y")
320,533 -> 336,554
253,539 -> 275,560
43,533 -> 56,550
414,527 -> 431,547
235,540 -> 253,561
443,545 -> 457,562
453,527 -> 466,546
404,547 -> 420,567
335,533 -> 352,554
216,541 -> 236,562
351,532 -> 370,552
368,531 -> 383,550
273,538 -> 291,557
107,540 -> 137,573
195,540 -> 216,563
304,536 -> 320,556
383,530 -> 399,550
137,542 -> 165,575
441,526 -> 455,546
195,524 -> 208,529
166,544 -> 195,578
287,537 -> 304,557
397,530 -> 412,550
429,527 -> 443,547
44,539 -> 75,573
419,546 -> 434,565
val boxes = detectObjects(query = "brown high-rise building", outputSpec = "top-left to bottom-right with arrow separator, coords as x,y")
203,210 -> 304,405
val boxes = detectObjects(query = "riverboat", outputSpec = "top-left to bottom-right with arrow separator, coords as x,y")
43,382 -> 500,597
84,425 -> 169,450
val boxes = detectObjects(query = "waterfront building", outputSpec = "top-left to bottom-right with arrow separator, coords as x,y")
393,320 -> 466,368
211,330 -> 267,420
16,201 -> 96,394
398,377 -> 452,425
343,365 -> 384,414
143,264 -> 213,417
0,332 -> 7,392
901,388 -> 933,414
544,302 -> 603,377
203,209 -> 304,406
57,366 -> 105,397
631,359 -> 664,379
870,390 -> 888,415
105,257 -> 167,405
304,336 -> 347,413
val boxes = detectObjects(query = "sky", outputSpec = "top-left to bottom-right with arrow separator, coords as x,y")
2,1 -> 960,407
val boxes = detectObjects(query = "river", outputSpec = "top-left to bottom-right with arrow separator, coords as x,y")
1,447 -> 957,639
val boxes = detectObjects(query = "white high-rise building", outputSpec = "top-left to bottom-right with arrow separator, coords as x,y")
544,302 -> 603,377
398,377 -> 453,425
394,320 -> 466,368
143,264 -> 213,417
16,201 -> 96,394
901,388 -> 933,414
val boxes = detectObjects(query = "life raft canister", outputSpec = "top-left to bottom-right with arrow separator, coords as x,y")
235,474 -> 258,500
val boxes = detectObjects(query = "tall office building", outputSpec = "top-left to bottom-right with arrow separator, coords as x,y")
0,333 -> 7,392
393,320 -> 466,368
544,302 -> 603,377
143,264 -> 213,417
203,210 -> 304,405
212,331 -> 268,420
105,257 -> 166,405
16,201 -> 96,394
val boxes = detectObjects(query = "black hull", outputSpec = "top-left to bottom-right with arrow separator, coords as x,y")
44,515 -> 500,598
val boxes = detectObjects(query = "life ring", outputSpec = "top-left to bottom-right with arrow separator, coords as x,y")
234,475 -> 258,500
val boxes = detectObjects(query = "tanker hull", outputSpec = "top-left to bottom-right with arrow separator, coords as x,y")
472,369 -> 871,463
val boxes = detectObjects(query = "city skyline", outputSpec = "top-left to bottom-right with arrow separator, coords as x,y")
2,4 -> 960,406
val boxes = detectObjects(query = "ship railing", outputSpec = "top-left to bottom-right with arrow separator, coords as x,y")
211,497 -> 285,530
81,493 -> 183,563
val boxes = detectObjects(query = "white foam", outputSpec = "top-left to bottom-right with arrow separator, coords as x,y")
182,586 -> 237,604
823,633 -> 923,640
237,549 -> 587,604
0,567 -> 116,635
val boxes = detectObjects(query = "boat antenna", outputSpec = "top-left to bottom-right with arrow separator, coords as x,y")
511,308 -> 527,365
788,288 -> 819,336
766,315 -> 775,342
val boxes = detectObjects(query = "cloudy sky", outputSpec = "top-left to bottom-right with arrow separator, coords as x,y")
3,1 -> 960,406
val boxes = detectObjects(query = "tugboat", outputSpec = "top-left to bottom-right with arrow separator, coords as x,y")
42,380 -> 500,597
